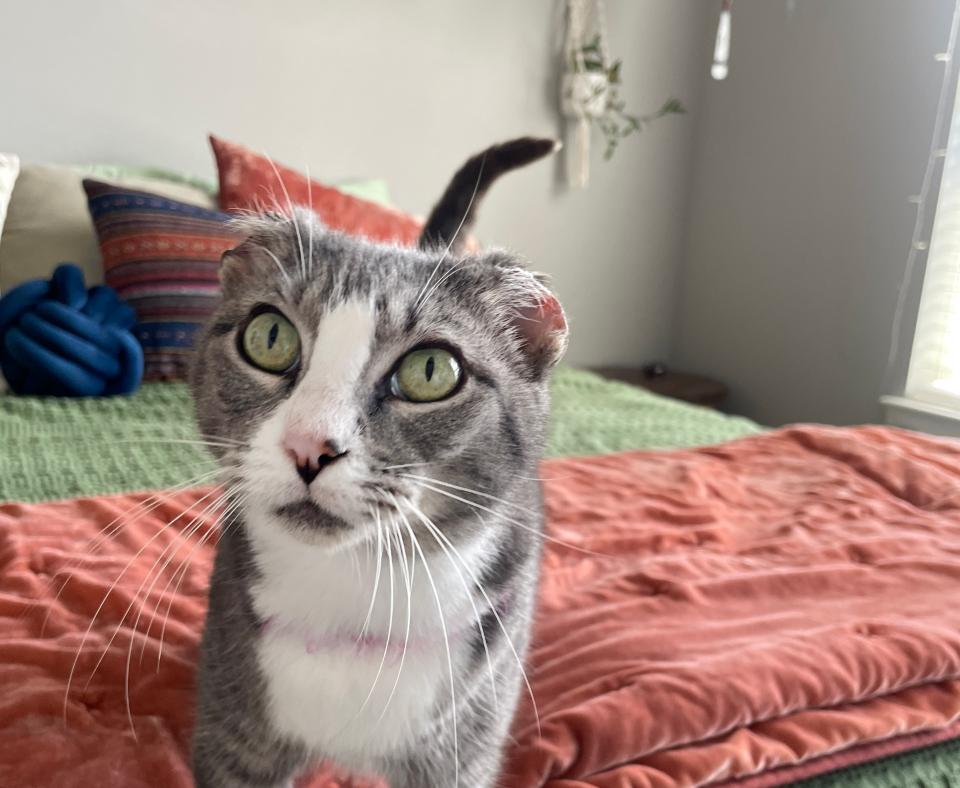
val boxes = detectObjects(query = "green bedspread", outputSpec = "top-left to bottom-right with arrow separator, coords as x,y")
0,367 -> 760,504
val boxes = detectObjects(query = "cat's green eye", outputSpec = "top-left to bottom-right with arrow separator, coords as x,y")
391,347 -> 462,402
240,311 -> 300,373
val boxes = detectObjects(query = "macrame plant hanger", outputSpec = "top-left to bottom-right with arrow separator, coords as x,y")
562,0 -> 610,188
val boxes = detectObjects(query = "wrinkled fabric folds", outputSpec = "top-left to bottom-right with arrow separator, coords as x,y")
2,425 -> 960,787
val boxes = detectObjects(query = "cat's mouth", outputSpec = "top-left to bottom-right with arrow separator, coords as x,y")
274,499 -> 350,531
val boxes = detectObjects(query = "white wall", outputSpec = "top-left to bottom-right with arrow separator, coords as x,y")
0,0 -> 709,369
674,0 -> 953,426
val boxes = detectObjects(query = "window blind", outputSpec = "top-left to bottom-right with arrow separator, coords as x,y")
907,70 -> 960,407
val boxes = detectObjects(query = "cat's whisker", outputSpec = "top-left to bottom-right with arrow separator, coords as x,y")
417,255 -> 469,315
358,508 -> 384,644
305,163 -> 315,276
249,193 -> 268,216
22,431 -> 241,449
62,483 -> 228,724
261,246 -> 294,288
130,496 -> 222,652
515,472 -> 570,482
414,154 -> 486,312
101,485 -> 235,731
379,462 -> 436,471
43,466 -> 225,639
262,151 -> 307,278
412,504 -> 541,738
416,179 -> 491,312
194,432 -> 248,446
138,484 -> 243,663
398,514 -> 460,786
88,466 -> 224,549
353,514 -> 397,721
409,479 -> 605,557
400,497 -> 499,710
120,487 -> 233,734
376,493 -> 416,723
102,438 -> 242,450
155,493 -> 247,670
400,474 -> 538,517
39,467 -> 226,635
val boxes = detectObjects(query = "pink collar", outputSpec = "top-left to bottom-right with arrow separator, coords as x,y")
260,616 -> 467,660
259,590 -> 514,659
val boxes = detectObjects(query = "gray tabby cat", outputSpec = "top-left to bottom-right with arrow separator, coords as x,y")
189,138 -> 567,788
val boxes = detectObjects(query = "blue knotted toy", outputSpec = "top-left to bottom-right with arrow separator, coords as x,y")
0,264 -> 143,396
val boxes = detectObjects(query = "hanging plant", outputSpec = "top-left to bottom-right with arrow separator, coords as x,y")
562,36 -> 686,161
562,0 -> 686,187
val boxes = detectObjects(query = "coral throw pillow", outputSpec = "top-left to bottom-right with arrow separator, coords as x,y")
83,180 -> 240,381
210,134 -> 423,246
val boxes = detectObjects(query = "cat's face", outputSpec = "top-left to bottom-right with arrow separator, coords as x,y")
191,212 -> 567,552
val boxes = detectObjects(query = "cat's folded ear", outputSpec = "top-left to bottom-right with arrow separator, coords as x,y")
495,266 -> 568,374
219,238 -> 276,294
515,276 -> 568,371
219,211 -> 316,293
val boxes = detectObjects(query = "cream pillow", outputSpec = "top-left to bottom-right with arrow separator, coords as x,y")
0,154 -> 19,259
0,162 -> 216,293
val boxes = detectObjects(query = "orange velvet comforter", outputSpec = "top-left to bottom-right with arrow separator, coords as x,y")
2,425 -> 960,787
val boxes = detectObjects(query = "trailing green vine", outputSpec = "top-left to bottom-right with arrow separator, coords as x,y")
570,35 -> 686,160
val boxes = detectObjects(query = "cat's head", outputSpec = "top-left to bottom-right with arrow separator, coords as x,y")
190,210 -> 567,551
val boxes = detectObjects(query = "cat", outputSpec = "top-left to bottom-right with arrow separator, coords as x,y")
189,137 -> 567,788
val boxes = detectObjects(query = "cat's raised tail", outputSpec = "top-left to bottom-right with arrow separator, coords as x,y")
418,136 -> 560,255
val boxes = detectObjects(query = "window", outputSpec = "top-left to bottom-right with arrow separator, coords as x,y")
907,67 -> 960,408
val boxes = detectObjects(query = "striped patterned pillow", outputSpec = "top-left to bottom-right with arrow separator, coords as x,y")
83,180 -> 240,381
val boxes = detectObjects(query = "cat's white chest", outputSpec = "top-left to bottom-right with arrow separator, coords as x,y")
248,520 -> 481,761
256,632 -> 448,760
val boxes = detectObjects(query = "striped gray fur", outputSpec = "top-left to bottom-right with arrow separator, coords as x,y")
189,139 -> 564,787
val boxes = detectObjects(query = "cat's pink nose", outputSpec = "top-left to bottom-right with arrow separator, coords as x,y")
283,432 -> 348,486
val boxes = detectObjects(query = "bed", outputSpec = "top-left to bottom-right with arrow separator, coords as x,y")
3,148 -> 960,787
3,371 -> 960,787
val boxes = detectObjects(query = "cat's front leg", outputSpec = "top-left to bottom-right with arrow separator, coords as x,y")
380,734 -> 506,788
383,759 -> 502,788
192,721 -> 302,788
192,594 -> 307,786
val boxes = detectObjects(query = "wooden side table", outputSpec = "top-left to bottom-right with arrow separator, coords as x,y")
590,364 -> 728,408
